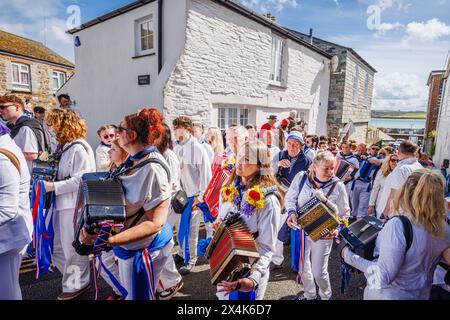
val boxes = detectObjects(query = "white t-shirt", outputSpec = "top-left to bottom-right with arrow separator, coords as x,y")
13,126 -> 39,173
377,158 -> 423,215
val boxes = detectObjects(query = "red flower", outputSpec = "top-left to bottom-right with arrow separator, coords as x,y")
225,190 -> 231,196
249,190 -> 261,201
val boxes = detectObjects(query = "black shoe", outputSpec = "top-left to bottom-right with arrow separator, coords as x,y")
179,263 -> 194,275
173,254 -> 184,268
293,292 -> 313,301
270,263 -> 283,272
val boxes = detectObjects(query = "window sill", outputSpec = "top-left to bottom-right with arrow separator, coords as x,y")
12,88 -> 32,93
132,52 -> 156,59
268,81 -> 287,89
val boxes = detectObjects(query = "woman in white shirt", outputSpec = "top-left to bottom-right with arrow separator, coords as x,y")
341,169 -> 450,300
215,140 -> 282,300
43,109 -> 96,300
95,124 -> 117,172
285,151 -> 350,300
368,154 -> 398,218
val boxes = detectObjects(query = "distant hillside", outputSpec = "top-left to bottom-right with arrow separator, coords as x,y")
371,110 -> 426,119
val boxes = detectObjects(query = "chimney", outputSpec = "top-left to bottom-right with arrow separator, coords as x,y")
309,28 -> 314,45
270,15 -> 277,23
266,13 -> 272,19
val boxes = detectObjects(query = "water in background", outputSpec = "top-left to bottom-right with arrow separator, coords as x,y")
370,118 -> 426,130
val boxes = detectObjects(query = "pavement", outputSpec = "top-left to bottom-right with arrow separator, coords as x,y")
20,241 -> 365,300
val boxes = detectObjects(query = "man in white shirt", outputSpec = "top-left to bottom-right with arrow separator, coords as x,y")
379,140 -> 423,218
193,122 -> 214,163
0,95 -> 46,173
173,116 -> 212,275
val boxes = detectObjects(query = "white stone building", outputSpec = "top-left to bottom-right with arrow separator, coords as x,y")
434,54 -> 450,168
61,0 -> 333,144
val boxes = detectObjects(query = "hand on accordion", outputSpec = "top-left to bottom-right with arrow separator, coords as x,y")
80,227 -> 100,246
217,278 -> 255,295
321,229 -> 339,240
211,218 -> 223,231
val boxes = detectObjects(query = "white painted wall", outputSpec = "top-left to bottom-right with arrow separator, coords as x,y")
434,62 -> 450,167
163,0 -> 330,135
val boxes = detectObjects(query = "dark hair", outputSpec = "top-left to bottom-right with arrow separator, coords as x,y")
398,140 -> 418,155
155,123 -> 174,153
245,124 -> 254,130
97,124 -> 117,137
319,135 -> 328,142
57,94 -> 70,102
124,108 -> 166,145
172,116 -> 193,130
306,134 -> 319,147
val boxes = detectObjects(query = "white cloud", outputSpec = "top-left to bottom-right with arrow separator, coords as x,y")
358,0 -> 410,11
375,21 -> 404,35
404,18 -> 450,42
238,0 -> 299,13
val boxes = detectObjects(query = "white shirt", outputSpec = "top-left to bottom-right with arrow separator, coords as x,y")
163,149 -> 181,194
343,214 -> 450,300
174,136 -> 212,200
200,141 -> 215,165
0,134 -> 33,254
13,126 -> 39,173
304,148 -> 316,163
369,171 -> 388,217
53,139 -> 96,211
95,143 -> 111,172
119,151 -> 172,251
377,158 -> 423,215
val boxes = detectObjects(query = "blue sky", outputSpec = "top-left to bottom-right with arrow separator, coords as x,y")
1,0 -> 449,111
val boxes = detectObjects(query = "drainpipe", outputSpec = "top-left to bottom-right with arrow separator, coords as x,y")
158,0 -> 163,73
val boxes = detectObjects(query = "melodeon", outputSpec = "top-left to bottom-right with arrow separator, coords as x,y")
339,215 -> 384,260
72,172 -> 127,256
203,166 -> 232,218
205,213 -> 260,285
297,197 -> 340,242
334,158 -> 357,181
31,159 -> 58,209
276,169 -> 291,193
358,160 -> 379,183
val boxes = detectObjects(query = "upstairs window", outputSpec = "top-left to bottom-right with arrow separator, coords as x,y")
217,107 -> 249,132
11,62 -> 31,91
136,15 -> 154,56
270,35 -> 286,85
363,73 -> 370,107
352,65 -> 360,105
53,70 -> 66,92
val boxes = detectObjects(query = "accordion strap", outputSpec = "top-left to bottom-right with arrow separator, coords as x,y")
127,207 -> 146,229
0,147 -> 20,173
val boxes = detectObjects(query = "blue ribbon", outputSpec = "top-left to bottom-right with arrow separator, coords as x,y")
340,261 -> 351,294
178,196 -> 195,266
229,291 -> 256,300
291,229 -> 300,272
113,223 -> 173,300
197,237 -> 212,257
99,258 -> 129,298
196,202 -> 216,224
123,146 -> 159,169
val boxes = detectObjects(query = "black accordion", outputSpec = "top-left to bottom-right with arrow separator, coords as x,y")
31,160 -> 57,209
205,213 -> 260,285
276,170 -> 291,193
339,216 -> 384,260
72,172 -> 127,256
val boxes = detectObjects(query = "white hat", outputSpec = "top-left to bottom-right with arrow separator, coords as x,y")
287,131 -> 305,144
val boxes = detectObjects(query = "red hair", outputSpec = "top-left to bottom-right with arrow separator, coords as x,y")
124,108 -> 166,145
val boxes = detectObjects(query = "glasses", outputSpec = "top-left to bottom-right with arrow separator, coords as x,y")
372,147 -> 380,151
390,159 -> 398,163
117,125 -> 131,133
103,134 -> 115,139
0,104 -> 15,110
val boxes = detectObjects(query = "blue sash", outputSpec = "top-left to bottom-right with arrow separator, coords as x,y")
113,223 -> 173,300
196,202 -> 216,224
229,291 -> 256,300
178,196 -> 195,265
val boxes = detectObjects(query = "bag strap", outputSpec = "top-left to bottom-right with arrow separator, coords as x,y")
127,207 -> 146,229
0,147 -> 20,173
394,215 -> 414,253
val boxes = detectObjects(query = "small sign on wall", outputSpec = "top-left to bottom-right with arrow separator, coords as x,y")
138,75 -> 150,85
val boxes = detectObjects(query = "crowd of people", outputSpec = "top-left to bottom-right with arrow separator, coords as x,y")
0,94 -> 449,301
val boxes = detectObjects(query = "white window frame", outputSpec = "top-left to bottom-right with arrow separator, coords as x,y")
363,73 -> 370,107
270,35 -> 286,86
11,62 -> 31,91
217,107 -> 250,132
52,70 -> 66,92
352,65 -> 360,105
135,15 -> 155,56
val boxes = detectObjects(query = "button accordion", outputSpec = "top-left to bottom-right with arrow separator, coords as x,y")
339,215 -> 384,260
297,196 -> 340,242
72,172 -> 127,256
31,159 -> 58,209
205,213 -> 260,285
334,158 -> 357,181
358,160 -> 379,183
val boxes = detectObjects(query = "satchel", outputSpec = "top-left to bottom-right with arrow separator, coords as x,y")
171,189 -> 189,214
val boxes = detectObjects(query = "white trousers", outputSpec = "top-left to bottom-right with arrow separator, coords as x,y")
52,209 -> 90,293
100,250 -> 122,296
177,209 -> 201,266
158,207 -> 182,291
301,237 -> 333,300
273,213 -> 287,266
0,245 -> 26,300
216,268 -> 270,300
350,180 -> 371,219
117,240 -> 173,300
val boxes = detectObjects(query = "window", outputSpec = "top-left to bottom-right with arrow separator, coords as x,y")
52,71 -> 66,92
217,107 -> 249,131
136,15 -> 154,56
352,65 -> 360,105
363,73 -> 370,107
11,62 -> 31,91
270,35 -> 286,85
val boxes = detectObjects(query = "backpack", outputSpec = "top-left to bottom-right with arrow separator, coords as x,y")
9,116 -> 51,154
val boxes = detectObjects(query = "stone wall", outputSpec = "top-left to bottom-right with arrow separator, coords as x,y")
0,54 -> 74,110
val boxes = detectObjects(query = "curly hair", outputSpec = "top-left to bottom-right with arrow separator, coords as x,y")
0,94 -> 24,108
124,108 -> 166,145
45,108 -> 87,144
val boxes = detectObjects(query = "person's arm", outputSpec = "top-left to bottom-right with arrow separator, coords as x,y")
369,172 -> 382,214
335,182 -> 350,220
17,127 -> 39,161
195,146 -> 212,203
382,188 -> 398,218
284,172 -> 303,217
0,158 -> 20,226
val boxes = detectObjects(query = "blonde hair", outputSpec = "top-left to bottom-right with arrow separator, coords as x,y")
393,169 -> 447,238
380,154 -> 397,177
307,151 -> 336,181
97,124 -> 117,137
109,138 -> 128,169
45,108 -> 87,144
207,127 -> 224,154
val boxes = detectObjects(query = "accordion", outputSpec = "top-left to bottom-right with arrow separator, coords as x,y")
339,216 -> 384,260
72,172 -> 127,256
297,197 -> 340,242
205,213 -> 260,285
31,160 -> 58,209
203,166 -> 232,218
358,160 -> 379,183
334,158 -> 356,181
276,170 -> 291,193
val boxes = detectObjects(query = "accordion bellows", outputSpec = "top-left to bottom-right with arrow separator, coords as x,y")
205,217 -> 260,285
297,197 -> 340,242
203,166 -> 231,218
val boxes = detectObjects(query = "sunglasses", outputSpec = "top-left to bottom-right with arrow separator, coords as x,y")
117,125 -> 132,133
372,147 -> 380,151
103,133 -> 115,139
390,159 -> 398,163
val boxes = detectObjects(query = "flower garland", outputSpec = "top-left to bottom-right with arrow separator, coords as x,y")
221,157 -> 236,171
221,184 -> 265,217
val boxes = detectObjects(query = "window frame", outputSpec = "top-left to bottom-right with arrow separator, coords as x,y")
269,35 -> 286,86
217,107 -> 250,132
52,70 -> 66,92
135,15 -> 155,57
352,65 -> 360,105
363,72 -> 370,107
11,62 -> 31,92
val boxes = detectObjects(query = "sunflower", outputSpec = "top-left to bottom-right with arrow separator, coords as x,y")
222,185 -> 238,203
246,185 -> 265,209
